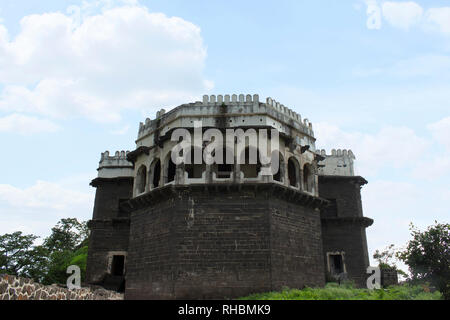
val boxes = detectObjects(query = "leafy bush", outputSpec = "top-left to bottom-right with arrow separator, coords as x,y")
239,283 -> 442,300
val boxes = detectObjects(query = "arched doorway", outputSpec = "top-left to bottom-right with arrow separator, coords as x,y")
185,147 -> 206,179
150,159 -> 161,189
136,165 -> 147,194
213,147 -> 234,179
287,157 -> 300,187
273,152 -> 284,182
240,147 -> 261,178
303,163 -> 314,192
165,153 -> 177,183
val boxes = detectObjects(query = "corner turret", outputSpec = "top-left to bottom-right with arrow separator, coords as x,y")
316,149 -> 355,176
97,150 -> 134,179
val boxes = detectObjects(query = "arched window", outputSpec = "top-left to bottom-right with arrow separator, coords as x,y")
185,147 -> 206,179
303,163 -> 313,192
240,147 -> 261,178
273,152 -> 284,182
150,159 -> 161,189
136,165 -> 147,194
165,153 -> 177,183
213,147 -> 234,179
288,157 -> 300,187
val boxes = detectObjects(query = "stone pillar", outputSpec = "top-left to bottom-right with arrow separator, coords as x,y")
205,163 -> 213,183
299,168 -> 304,191
234,162 -> 241,183
176,163 -> 185,185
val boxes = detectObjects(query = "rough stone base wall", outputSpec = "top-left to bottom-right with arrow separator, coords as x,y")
381,269 -> 398,287
0,274 -> 123,300
124,185 -> 326,299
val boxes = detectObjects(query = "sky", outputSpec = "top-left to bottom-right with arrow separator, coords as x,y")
0,0 -> 449,269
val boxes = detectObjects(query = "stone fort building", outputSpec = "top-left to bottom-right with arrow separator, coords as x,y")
86,94 -> 373,299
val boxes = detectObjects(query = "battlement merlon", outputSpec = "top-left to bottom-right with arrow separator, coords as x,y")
316,149 -> 356,177
136,94 -> 314,142
202,95 -> 308,130
97,150 -> 134,179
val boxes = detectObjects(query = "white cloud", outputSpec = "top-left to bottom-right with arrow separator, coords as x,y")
0,4 -> 211,124
0,181 -> 91,210
314,123 -> 429,176
0,179 -> 94,238
411,156 -> 450,180
0,113 -> 60,134
362,179 -> 445,269
366,0 -> 382,30
353,54 -> 450,78
425,7 -> 450,34
110,124 -> 130,135
364,1 -> 450,35
428,116 -> 450,151
382,1 -> 423,30
410,117 -> 450,179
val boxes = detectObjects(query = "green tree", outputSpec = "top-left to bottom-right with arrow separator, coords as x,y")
43,218 -> 89,252
0,231 -> 45,277
40,218 -> 89,285
0,218 -> 90,285
397,222 -> 450,300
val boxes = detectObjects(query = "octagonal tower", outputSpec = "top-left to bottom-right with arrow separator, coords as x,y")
86,94 -> 373,299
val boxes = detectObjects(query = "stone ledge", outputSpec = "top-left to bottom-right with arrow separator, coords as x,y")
87,217 -> 130,228
90,176 -> 134,188
318,175 -> 368,186
321,216 -> 374,228
121,183 -> 329,212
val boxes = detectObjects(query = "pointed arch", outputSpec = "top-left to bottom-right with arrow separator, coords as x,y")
287,156 -> 300,187
184,146 -> 206,179
273,152 -> 285,182
240,146 -> 261,178
149,158 -> 161,189
135,165 -> 147,194
303,163 -> 314,192
164,152 -> 177,183
212,146 -> 235,179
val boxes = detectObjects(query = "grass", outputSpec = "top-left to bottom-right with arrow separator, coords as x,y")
239,282 -> 443,300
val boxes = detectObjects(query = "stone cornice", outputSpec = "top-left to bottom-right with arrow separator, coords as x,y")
121,183 -> 329,213
87,218 -> 130,228
90,176 -> 134,188
321,216 -> 374,228
126,146 -> 152,163
318,175 -> 368,186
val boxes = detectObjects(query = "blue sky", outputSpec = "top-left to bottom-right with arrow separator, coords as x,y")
0,0 -> 449,269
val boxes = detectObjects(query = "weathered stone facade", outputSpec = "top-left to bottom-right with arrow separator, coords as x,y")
85,94 -> 373,299
0,274 -> 123,300
123,184 -> 326,299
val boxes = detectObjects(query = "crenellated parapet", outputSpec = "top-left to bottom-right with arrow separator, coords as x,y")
97,150 -> 134,179
202,93 -> 260,105
265,97 -> 313,136
316,149 -> 356,176
316,149 -> 355,159
136,94 -> 315,141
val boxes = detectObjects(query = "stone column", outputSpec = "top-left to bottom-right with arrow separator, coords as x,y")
299,168 -> 304,191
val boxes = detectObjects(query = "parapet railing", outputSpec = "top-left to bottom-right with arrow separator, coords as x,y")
136,94 -> 314,139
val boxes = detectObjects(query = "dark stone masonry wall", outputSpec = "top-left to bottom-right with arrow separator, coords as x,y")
381,269 -> 399,287
269,198 -> 325,290
124,184 -> 326,299
318,176 -> 373,287
86,219 -> 130,283
321,219 -> 371,286
0,274 -> 123,300
86,177 -> 133,284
